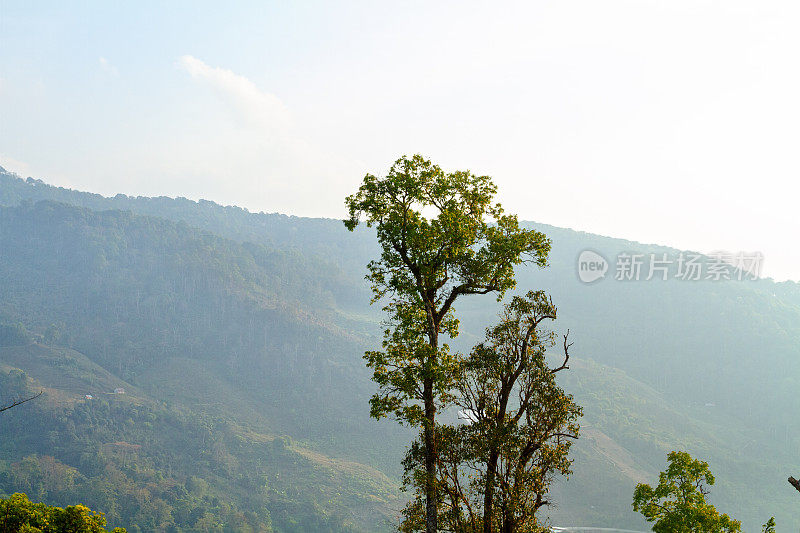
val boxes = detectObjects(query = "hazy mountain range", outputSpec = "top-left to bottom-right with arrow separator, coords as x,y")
0,166 -> 798,531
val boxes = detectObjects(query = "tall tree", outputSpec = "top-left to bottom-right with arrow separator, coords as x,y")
633,451 -> 741,533
400,291 -> 581,533
345,155 -> 550,533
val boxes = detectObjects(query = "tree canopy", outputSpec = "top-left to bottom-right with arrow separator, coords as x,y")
345,154 -> 551,532
0,492 -> 126,533
400,291 -> 581,533
633,451 -> 741,533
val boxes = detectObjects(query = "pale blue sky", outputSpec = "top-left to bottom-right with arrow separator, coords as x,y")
1,1 -> 798,280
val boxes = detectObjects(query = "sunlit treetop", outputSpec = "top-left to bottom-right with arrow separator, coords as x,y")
344,154 -> 550,321
633,451 -> 741,533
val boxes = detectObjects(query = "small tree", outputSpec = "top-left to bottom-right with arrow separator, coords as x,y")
633,451 -> 741,533
345,155 -> 550,533
400,291 -> 581,533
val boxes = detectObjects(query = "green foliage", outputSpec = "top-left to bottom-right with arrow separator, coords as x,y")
0,361 -> 398,532
761,517 -> 775,532
632,451 -> 741,532
344,155 -> 551,424
345,155 -> 550,531
400,291 -> 581,532
344,155 -> 549,308
0,492 -> 126,532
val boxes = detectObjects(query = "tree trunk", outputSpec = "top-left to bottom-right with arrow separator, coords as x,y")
483,452 -> 499,533
422,301 -> 439,533
500,504 -> 513,533
485,381 -> 513,533
423,378 -> 437,533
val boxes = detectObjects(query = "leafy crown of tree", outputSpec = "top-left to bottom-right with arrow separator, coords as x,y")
345,154 -> 551,533
633,451 -> 741,533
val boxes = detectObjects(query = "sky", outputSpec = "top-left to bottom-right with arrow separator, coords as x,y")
1,1 -> 798,281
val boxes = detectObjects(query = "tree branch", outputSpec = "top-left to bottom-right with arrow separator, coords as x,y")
0,390 -> 43,413
551,330 -> 572,373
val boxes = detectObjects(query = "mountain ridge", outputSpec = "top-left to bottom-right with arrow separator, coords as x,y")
0,167 -> 798,530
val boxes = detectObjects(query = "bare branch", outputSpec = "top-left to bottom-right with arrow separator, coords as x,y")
551,330 -> 573,373
0,390 -> 43,413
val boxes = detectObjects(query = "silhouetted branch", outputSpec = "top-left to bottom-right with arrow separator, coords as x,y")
0,390 -> 43,413
551,330 -> 572,373
789,476 -> 800,493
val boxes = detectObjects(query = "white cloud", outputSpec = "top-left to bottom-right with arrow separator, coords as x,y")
178,55 -> 291,131
172,55 -> 363,217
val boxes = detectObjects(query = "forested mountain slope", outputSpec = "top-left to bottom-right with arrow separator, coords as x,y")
0,168 -> 378,289
0,343 -> 400,532
0,167 -> 798,530
0,199 -> 405,532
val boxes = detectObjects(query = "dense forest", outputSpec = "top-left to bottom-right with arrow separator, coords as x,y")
0,167 -> 798,530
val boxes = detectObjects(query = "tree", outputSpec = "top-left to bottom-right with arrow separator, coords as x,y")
400,291 -> 581,533
761,517 -> 776,532
0,492 -> 127,532
345,155 -> 550,533
633,451 -> 741,533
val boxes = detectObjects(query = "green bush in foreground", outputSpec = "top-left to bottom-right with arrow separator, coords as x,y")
0,492 -> 126,533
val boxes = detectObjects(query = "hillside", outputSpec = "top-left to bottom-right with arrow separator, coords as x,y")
0,198 -> 406,531
1,167 -> 799,530
0,344 -> 401,532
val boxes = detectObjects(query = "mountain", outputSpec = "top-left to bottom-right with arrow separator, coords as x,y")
0,167 -> 798,531
0,198 -> 405,532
